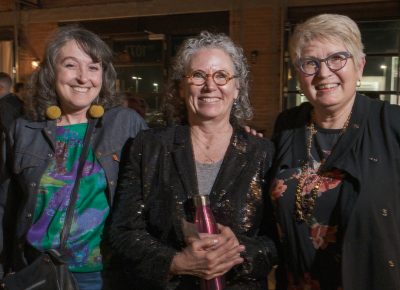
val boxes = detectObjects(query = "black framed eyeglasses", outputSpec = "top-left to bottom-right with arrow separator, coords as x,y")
184,70 -> 237,86
297,51 -> 353,76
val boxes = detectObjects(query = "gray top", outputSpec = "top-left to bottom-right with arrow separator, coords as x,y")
195,159 -> 223,195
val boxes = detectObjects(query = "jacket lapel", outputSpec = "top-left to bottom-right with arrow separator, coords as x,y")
322,94 -> 369,181
293,124 -> 308,166
171,125 -> 198,198
169,126 -> 198,245
210,128 -> 247,205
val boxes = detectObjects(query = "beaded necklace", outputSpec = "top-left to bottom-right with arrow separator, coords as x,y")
295,111 -> 352,224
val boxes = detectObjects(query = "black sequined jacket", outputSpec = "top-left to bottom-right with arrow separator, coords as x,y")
107,125 -> 278,290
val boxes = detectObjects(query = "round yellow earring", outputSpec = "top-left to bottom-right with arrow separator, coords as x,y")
89,104 -> 104,118
46,105 -> 62,120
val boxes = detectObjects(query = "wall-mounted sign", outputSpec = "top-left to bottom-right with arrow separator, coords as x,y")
113,40 -> 163,64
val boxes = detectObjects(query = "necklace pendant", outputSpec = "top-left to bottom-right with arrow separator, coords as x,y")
205,158 -> 214,164
296,211 -> 304,222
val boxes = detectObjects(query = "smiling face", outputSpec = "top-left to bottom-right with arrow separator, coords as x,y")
55,40 -> 102,117
297,39 -> 365,113
182,48 -> 239,124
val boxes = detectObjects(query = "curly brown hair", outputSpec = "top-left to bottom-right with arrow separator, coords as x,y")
25,25 -> 119,121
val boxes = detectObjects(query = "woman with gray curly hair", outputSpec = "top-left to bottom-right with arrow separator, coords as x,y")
108,31 -> 278,289
164,31 -> 252,126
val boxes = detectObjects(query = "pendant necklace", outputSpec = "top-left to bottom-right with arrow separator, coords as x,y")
191,131 -> 217,164
190,128 -> 231,164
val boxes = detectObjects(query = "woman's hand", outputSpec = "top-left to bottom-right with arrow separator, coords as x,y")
170,224 -> 245,279
244,126 -> 264,138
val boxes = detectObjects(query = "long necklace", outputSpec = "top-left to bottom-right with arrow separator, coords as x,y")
295,111 -> 352,224
192,136 -> 216,164
191,129 -> 230,164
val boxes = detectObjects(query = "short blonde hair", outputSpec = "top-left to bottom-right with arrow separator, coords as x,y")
289,14 -> 365,68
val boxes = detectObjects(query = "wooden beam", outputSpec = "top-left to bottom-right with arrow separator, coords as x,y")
287,1 -> 400,23
0,0 -> 237,26
19,0 -> 42,9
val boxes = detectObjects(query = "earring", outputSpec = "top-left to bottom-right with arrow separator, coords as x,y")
88,96 -> 104,118
296,86 -> 305,96
356,80 -> 361,88
46,105 -> 62,120
89,104 -> 104,118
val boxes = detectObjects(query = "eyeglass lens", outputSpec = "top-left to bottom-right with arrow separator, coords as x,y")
299,52 -> 352,76
189,70 -> 232,85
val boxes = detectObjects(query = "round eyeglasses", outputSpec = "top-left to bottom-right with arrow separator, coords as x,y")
297,51 -> 353,76
184,70 -> 237,86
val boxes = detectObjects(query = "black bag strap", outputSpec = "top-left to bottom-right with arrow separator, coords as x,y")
59,119 -> 96,249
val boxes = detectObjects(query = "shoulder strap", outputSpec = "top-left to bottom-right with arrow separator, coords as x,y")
59,120 -> 96,249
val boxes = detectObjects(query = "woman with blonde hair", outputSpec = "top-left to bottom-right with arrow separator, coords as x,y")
271,14 -> 400,290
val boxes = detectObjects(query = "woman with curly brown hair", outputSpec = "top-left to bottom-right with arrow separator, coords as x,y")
0,26 -> 147,290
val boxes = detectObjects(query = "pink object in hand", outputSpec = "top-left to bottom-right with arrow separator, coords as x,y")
193,195 -> 225,290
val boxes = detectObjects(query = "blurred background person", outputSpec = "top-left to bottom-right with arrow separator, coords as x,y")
0,26 -> 146,290
0,72 -> 12,99
13,82 -> 28,100
0,71 -> 15,279
107,31 -> 278,290
120,90 -> 148,119
0,81 -> 25,133
270,14 -> 400,290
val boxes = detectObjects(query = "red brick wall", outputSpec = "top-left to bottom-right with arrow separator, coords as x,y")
1,0 -> 395,135
0,0 -> 13,12
231,2 -> 282,136
40,0 -> 149,9
17,23 -> 58,82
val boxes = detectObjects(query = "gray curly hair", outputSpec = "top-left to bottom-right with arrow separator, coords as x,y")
163,31 -> 252,126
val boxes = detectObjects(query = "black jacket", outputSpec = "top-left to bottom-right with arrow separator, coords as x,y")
107,125 -> 278,290
272,94 -> 400,290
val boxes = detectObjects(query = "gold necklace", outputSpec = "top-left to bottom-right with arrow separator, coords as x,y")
191,131 -> 218,164
190,128 -> 231,164
295,111 -> 352,224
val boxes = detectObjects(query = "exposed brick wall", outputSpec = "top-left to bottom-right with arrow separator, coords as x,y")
288,0 -> 388,6
231,2 -> 282,136
0,0 -> 13,12
0,0 -> 396,135
17,23 -> 58,82
40,0 -> 149,9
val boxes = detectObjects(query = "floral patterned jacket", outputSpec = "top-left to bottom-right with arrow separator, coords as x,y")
271,94 -> 400,290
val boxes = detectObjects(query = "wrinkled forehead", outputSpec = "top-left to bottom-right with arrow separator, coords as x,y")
187,47 -> 234,71
56,39 -> 101,63
299,36 -> 348,57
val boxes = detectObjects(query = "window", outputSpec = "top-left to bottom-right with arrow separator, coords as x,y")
113,37 -> 165,112
359,21 -> 400,104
